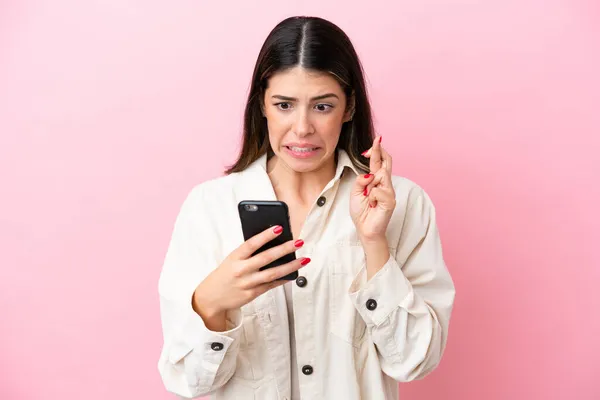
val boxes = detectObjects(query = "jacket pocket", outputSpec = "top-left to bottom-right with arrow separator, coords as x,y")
215,375 -> 277,400
328,245 -> 368,348
234,302 -> 266,382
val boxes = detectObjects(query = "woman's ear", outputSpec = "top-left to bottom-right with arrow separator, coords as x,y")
343,92 -> 356,122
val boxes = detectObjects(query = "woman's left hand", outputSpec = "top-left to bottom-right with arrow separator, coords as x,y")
350,135 -> 396,244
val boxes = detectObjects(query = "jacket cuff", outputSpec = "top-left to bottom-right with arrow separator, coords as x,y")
168,302 -> 243,365
349,255 -> 411,326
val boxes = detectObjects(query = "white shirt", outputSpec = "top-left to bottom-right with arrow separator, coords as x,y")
157,150 -> 456,399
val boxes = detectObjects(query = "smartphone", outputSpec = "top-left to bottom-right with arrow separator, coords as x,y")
238,200 -> 298,281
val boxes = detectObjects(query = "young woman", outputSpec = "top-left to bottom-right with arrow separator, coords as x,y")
158,16 -> 455,400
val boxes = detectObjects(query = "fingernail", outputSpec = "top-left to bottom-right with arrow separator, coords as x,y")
363,187 -> 368,196
379,136 -> 382,143
294,239 -> 304,247
361,150 -> 369,156
364,174 -> 372,178
300,257 -> 311,266
273,226 -> 283,234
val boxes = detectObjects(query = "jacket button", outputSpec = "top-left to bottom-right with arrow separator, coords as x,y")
210,342 -> 224,351
366,299 -> 378,311
296,276 -> 307,287
302,365 -> 313,375
316,196 -> 326,207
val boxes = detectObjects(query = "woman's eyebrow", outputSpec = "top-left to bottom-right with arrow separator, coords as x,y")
271,93 -> 339,101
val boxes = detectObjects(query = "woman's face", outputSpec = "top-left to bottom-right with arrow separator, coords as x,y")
263,66 -> 353,173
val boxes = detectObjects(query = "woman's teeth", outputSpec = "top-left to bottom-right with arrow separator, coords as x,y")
289,146 -> 317,152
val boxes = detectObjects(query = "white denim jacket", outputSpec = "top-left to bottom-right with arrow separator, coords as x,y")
157,150 -> 455,399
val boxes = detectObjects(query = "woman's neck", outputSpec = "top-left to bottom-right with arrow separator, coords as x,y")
266,153 -> 336,206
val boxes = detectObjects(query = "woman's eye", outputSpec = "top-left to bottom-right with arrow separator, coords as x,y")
315,104 -> 332,112
276,102 -> 291,111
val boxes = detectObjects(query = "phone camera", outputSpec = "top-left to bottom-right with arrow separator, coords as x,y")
245,204 -> 258,212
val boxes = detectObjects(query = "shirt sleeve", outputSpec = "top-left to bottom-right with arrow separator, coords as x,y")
157,185 -> 243,398
348,188 -> 456,382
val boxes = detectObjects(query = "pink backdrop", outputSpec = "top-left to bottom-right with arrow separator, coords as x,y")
1,0 -> 599,399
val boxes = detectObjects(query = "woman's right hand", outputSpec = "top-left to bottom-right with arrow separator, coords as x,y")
192,225 -> 309,331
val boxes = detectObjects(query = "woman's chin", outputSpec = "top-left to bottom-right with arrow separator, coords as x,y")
280,152 -> 333,174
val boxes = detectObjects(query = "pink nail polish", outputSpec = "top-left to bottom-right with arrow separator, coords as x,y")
364,174 -> 372,178
379,136 -> 382,143
273,226 -> 283,234
361,150 -> 369,156
300,257 -> 311,266
363,187 -> 368,196
294,239 -> 304,248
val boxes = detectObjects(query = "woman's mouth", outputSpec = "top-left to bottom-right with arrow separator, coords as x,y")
284,146 -> 320,158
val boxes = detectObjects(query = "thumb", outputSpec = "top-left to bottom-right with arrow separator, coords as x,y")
352,173 -> 375,196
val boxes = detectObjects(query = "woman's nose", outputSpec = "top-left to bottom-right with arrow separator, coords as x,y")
293,111 -> 314,137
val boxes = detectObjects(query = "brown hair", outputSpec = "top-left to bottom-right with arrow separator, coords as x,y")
225,16 -> 375,174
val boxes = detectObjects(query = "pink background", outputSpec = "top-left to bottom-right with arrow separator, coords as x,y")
1,0 -> 599,399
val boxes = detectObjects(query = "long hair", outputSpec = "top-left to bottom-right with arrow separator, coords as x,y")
225,16 -> 375,174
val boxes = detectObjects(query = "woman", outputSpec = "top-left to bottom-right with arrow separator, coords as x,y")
158,16 -> 455,399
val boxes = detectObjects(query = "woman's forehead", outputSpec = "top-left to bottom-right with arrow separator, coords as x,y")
266,67 -> 344,96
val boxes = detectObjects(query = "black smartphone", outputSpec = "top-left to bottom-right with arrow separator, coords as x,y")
238,200 -> 298,281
